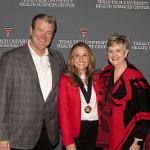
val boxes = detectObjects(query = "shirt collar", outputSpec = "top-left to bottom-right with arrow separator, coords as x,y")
28,40 -> 49,59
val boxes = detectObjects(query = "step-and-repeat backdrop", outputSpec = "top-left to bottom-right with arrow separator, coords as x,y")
0,0 -> 150,82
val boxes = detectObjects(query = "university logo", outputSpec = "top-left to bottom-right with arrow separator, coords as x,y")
4,27 -> 13,37
80,27 -> 88,38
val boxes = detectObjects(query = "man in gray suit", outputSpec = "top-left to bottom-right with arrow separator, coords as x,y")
0,14 -> 65,150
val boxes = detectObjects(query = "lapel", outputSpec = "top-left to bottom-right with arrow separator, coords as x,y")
23,44 -> 43,99
44,48 -> 60,102
48,49 -> 59,91
23,44 -> 38,80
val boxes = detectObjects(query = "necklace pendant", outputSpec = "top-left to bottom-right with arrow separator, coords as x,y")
84,105 -> 92,113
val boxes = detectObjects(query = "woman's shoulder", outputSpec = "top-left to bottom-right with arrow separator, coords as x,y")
60,73 -> 78,88
60,73 -> 70,80
101,64 -> 112,71
98,65 -> 113,78
126,62 -> 144,78
92,72 -> 99,81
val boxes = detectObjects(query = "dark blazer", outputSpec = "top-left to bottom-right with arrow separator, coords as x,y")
58,73 -> 101,146
0,44 -> 65,149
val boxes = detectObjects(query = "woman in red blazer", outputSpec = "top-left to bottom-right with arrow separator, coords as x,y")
58,42 -> 100,150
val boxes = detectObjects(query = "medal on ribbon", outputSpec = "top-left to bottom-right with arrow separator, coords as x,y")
84,105 -> 92,113
72,73 -> 92,113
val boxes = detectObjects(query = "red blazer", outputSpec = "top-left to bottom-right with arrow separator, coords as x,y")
58,73 -> 100,146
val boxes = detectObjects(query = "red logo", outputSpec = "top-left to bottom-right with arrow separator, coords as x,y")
4,27 -> 13,37
80,27 -> 88,38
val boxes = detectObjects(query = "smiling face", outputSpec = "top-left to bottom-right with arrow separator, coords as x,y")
107,43 -> 128,68
72,46 -> 89,75
30,19 -> 54,55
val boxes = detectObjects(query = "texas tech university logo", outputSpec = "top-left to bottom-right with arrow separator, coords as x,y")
80,27 -> 88,38
4,27 -> 13,37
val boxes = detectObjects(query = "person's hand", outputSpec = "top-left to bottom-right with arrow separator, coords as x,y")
129,143 -> 140,150
66,143 -> 76,150
129,142 -> 140,150
129,138 -> 143,150
0,140 -> 10,150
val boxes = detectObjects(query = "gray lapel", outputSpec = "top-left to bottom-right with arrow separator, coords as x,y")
23,45 -> 44,100
48,51 -> 58,91
43,50 -> 58,103
23,45 -> 39,80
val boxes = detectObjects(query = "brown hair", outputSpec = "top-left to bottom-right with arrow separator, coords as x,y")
66,42 -> 96,85
31,14 -> 57,33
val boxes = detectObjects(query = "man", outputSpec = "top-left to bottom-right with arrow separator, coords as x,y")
0,14 -> 65,150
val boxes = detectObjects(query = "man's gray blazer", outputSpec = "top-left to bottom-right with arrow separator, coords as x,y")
0,44 -> 65,149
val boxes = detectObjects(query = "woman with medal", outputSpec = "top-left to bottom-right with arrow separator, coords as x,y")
58,42 -> 100,150
97,33 -> 150,150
